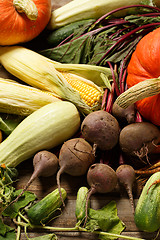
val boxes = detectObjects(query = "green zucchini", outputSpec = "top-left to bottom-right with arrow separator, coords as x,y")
75,186 -> 90,221
134,172 -> 160,232
46,19 -> 95,47
27,188 -> 67,225
0,101 -> 80,167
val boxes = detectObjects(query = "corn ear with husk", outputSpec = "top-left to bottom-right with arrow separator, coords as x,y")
115,78 -> 160,109
0,78 -> 61,116
52,62 -> 113,89
44,57 -> 112,89
48,0 -> 160,29
0,46 -> 110,114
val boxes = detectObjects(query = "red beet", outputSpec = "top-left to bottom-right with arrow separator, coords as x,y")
56,138 -> 95,206
81,110 -> 120,152
7,150 -> 59,206
84,163 -> 118,224
116,164 -> 136,214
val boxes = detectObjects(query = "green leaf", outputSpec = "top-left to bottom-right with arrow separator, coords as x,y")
40,8 -> 160,70
40,35 -> 92,64
3,167 -> 18,184
86,201 -> 125,240
140,0 -> 156,6
0,231 -> 16,240
125,15 -> 160,25
0,218 -> 7,236
0,113 -> 24,136
0,218 -> 16,240
0,167 -> 18,214
0,185 -> 15,213
28,234 -> 57,240
2,190 -> 37,218
88,31 -> 114,65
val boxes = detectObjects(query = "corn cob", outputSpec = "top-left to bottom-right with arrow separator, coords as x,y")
0,78 -> 60,116
52,63 -> 113,89
0,46 -> 106,114
60,72 -> 102,107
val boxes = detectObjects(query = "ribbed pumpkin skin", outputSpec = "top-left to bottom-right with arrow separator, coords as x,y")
126,27 -> 160,126
0,0 -> 51,45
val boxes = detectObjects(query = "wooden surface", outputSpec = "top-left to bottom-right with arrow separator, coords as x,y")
4,1 -> 159,239
15,158 -> 157,240
51,0 -> 71,10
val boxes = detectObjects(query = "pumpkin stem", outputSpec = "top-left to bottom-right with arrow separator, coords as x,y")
115,77 -> 160,108
13,0 -> 38,21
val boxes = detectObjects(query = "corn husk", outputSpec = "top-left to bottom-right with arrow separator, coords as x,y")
52,63 -> 113,89
115,78 -> 160,109
0,78 -> 60,116
0,46 -> 112,114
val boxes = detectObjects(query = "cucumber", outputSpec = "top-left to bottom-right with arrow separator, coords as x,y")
75,186 -> 90,221
27,188 -> 67,225
134,172 -> 160,232
46,19 -> 95,47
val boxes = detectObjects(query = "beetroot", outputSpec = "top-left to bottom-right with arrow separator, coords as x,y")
84,163 -> 118,223
116,164 -> 136,214
56,138 -> 95,206
87,163 -> 118,194
112,102 -> 136,124
119,122 -> 160,162
81,110 -> 120,152
7,150 -> 59,206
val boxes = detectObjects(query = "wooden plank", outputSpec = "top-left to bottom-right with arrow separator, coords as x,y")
14,159 -> 155,240
52,0 -> 71,10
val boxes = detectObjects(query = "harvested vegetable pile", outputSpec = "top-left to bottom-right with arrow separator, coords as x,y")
0,0 -> 160,240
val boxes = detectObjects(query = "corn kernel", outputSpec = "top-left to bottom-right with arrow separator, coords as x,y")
61,72 -> 102,107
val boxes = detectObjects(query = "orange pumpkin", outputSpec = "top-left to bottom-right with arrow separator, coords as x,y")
0,0 -> 51,45
126,27 -> 160,126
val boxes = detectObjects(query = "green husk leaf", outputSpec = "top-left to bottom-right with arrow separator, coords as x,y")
53,63 -> 113,88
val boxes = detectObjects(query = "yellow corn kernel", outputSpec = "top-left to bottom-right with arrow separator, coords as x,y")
60,72 -> 102,107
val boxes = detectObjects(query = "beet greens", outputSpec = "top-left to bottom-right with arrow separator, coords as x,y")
40,5 -> 160,74
40,5 -> 160,114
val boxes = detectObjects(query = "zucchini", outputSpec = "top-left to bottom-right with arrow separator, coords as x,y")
75,186 -> 90,221
134,172 -> 160,232
0,101 -> 80,167
46,19 -> 95,47
27,188 -> 67,225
